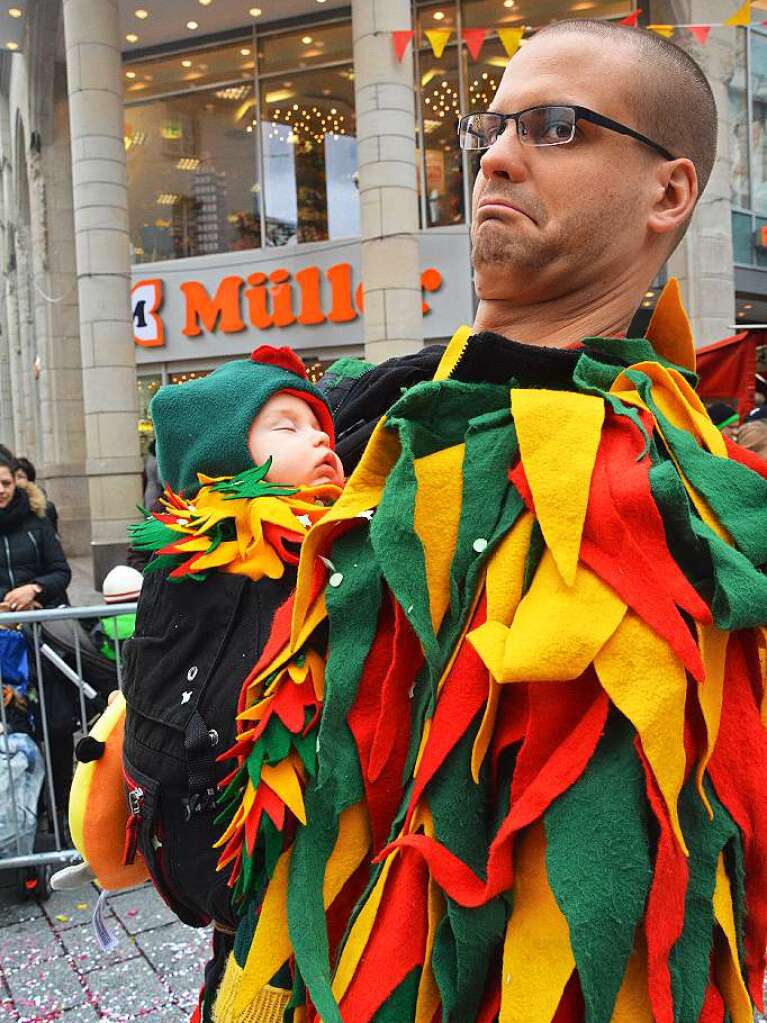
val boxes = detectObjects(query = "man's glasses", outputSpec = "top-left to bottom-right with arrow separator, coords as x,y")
457,105 -> 674,161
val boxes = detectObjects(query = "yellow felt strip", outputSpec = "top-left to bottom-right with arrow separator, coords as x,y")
211,953 -> 243,1023
644,278 -> 696,371
234,848 -> 294,1018
291,419 -> 401,647
322,801 -> 371,910
695,624 -> 729,818
712,853 -> 753,1023
470,673 -> 500,784
413,444 -> 466,633
758,628 -> 767,727
260,758 -> 307,826
501,550 -> 626,682
415,876 -> 446,1023
511,389 -> 604,587
595,611 -> 688,855
69,694 -> 126,857
331,853 -> 397,1002
609,932 -> 653,1022
499,821 -> 575,1023
486,511 -> 534,625
434,325 -> 473,381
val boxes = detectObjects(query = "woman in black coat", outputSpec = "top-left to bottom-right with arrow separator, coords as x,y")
0,454 -> 70,611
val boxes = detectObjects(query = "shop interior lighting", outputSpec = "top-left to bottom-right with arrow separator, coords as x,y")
187,20 -> 199,30
176,157 -> 201,170
249,7 -> 262,16
745,304 -> 753,310
503,0 -> 515,6
125,70 -> 137,79
8,7 -> 22,16
240,47 -> 251,55
302,35 -> 313,44
134,9 -> 149,19
156,193 -> 181,206
181,59 -> 192,67
216,85 -> 250,100
199,0 -> 212,4
5,40 -> 17,49
433,11 -> 446,20
126,33 -> 139,42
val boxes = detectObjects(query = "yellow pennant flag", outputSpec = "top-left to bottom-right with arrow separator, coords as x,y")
649,25 -> 674,37
425,28 -> 452,59
725,1 -> 751,26
497,28 -> 524,58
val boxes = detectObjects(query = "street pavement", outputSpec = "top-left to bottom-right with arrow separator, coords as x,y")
0,874 -> 209,1021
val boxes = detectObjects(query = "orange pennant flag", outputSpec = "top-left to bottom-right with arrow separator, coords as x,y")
724,1 -> 751,26
620,10 -> 642,26
497,28 -> 525,58
392,30 -> 414,62
688,25 -> 711,44
649,24 -> 674,37
425,28 -> 452,59
462,28 -> 487,61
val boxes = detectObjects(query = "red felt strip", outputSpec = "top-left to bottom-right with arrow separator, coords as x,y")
552,972 -> 585,1023
384,689 -> 609,907
237,592 -> 297,716
724,435 -> 767,481
404,597 -> 489,828
581,410 -> 708,679
490,684 -> 528,779
637,739 -> 688,1023
326,859 -> 372,970
508,460 -> 535,513
708,632 -> 767,1009
338,853 -> 429,1023
698,980 -> 725,1023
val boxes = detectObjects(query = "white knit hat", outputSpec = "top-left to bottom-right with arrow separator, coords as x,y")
102,565 -> 143,604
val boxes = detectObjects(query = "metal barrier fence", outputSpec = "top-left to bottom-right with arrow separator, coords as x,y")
0,603 -> 137,887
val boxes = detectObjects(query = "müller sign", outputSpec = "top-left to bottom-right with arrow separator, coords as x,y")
132,261 -> 444,349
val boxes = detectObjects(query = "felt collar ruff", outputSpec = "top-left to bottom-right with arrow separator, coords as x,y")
213,279 -> 767,1023
129,462 -> 341,583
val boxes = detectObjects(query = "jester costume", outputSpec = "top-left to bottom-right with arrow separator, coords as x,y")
213,281 -> 767,1023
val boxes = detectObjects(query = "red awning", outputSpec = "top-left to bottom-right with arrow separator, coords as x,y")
695,330 -> 764,420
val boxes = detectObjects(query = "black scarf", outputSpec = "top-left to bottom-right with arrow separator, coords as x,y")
0,488 -> 31,534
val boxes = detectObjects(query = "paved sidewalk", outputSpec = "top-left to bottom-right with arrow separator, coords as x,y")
0,874 -> 209,1021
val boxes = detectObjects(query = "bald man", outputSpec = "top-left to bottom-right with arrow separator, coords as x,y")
213,23 -> 767,1023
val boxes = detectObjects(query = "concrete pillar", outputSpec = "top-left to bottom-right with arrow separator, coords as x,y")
63,0 -> 142,584
15,224 -> 41,464
653,0 -> 738,345
352,0 -> 423,362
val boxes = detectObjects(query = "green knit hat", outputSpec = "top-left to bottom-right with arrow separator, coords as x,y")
151,346 -> 334,496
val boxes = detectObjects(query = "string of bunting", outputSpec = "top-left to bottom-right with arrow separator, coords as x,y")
392,0 -> 755,62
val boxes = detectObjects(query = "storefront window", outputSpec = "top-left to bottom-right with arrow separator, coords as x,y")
124,38 -> 254,102
461,0 -> 632,26
137,374 -> 161,453
732,210 -> 753,264
729,29 -> 750,209
751,32 -> 767,216
126,83 -> 261,262
259,21 -> 352,76
417,4 -> 464,227
260,64 -> 359,245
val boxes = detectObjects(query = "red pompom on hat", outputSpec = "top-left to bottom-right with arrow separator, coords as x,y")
251,345 -> 308,379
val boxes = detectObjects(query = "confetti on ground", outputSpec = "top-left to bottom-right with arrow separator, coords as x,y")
56,914 -> 69,922
77,902 -> 89,910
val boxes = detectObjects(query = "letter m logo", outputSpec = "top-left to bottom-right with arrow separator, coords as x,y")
132,279 -> 165,348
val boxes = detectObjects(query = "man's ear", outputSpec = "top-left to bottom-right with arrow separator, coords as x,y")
647,157 -> 698,238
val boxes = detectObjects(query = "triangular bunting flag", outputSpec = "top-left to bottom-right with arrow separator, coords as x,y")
688,25 -> 711,44
392,30 -> 414,62
649,24 -> 674,37
620,10 -> 642,26
462,28 -> 487,61
425,28 -> 452,59
724,1 -> 750,26
497,28 -> 525,59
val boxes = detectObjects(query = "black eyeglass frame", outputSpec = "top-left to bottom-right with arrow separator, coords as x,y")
458,105 -> 675,161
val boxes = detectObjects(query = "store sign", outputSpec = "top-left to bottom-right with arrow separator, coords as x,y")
133,263 -> 445,348
132,231 -> 474,363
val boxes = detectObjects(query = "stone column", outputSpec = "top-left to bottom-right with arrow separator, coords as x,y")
653,0 -> 738,345
352,0 -> 424,362
63,0 -> 142,584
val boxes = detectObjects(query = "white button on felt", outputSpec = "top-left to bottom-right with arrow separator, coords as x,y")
473,537 -> 488,553
329,572 -> 344,588
187,666 -> 198,681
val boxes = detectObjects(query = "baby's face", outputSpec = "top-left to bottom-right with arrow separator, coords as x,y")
247,392 -> 343,487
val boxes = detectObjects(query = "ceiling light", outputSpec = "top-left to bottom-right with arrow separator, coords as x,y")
181,59 -> 192,67
126,33 -> 139,42
249,7 -> 262,15
503,0 -> 515,6
240,47 -> 251,55
302,35 -> 313,44
134,8 -> 149,18
433,10 -> 445,20
186,20 -> 199,29
8,7 -> 22,17
5,40 -> 17,49
744,303 -> 753,310
125,70 -> 137,78
199,0 -> 212,4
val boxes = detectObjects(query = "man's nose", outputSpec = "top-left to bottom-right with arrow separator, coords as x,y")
479,121 -> 528,182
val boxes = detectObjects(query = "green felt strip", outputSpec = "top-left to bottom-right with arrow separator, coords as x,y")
369,967 -> 421,1023
627,368 -> 767,568
580,336 -> 698,384
544,712 -> 653,1023
430,717 -> 507,1022
210,460 -> 298,501
669,780 -> 741,1022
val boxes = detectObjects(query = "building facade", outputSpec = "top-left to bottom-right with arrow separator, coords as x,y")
0,0 -> 758,578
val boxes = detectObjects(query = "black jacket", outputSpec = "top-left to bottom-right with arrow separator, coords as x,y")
122,565 -> 295,929
0,488 -> 71,606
